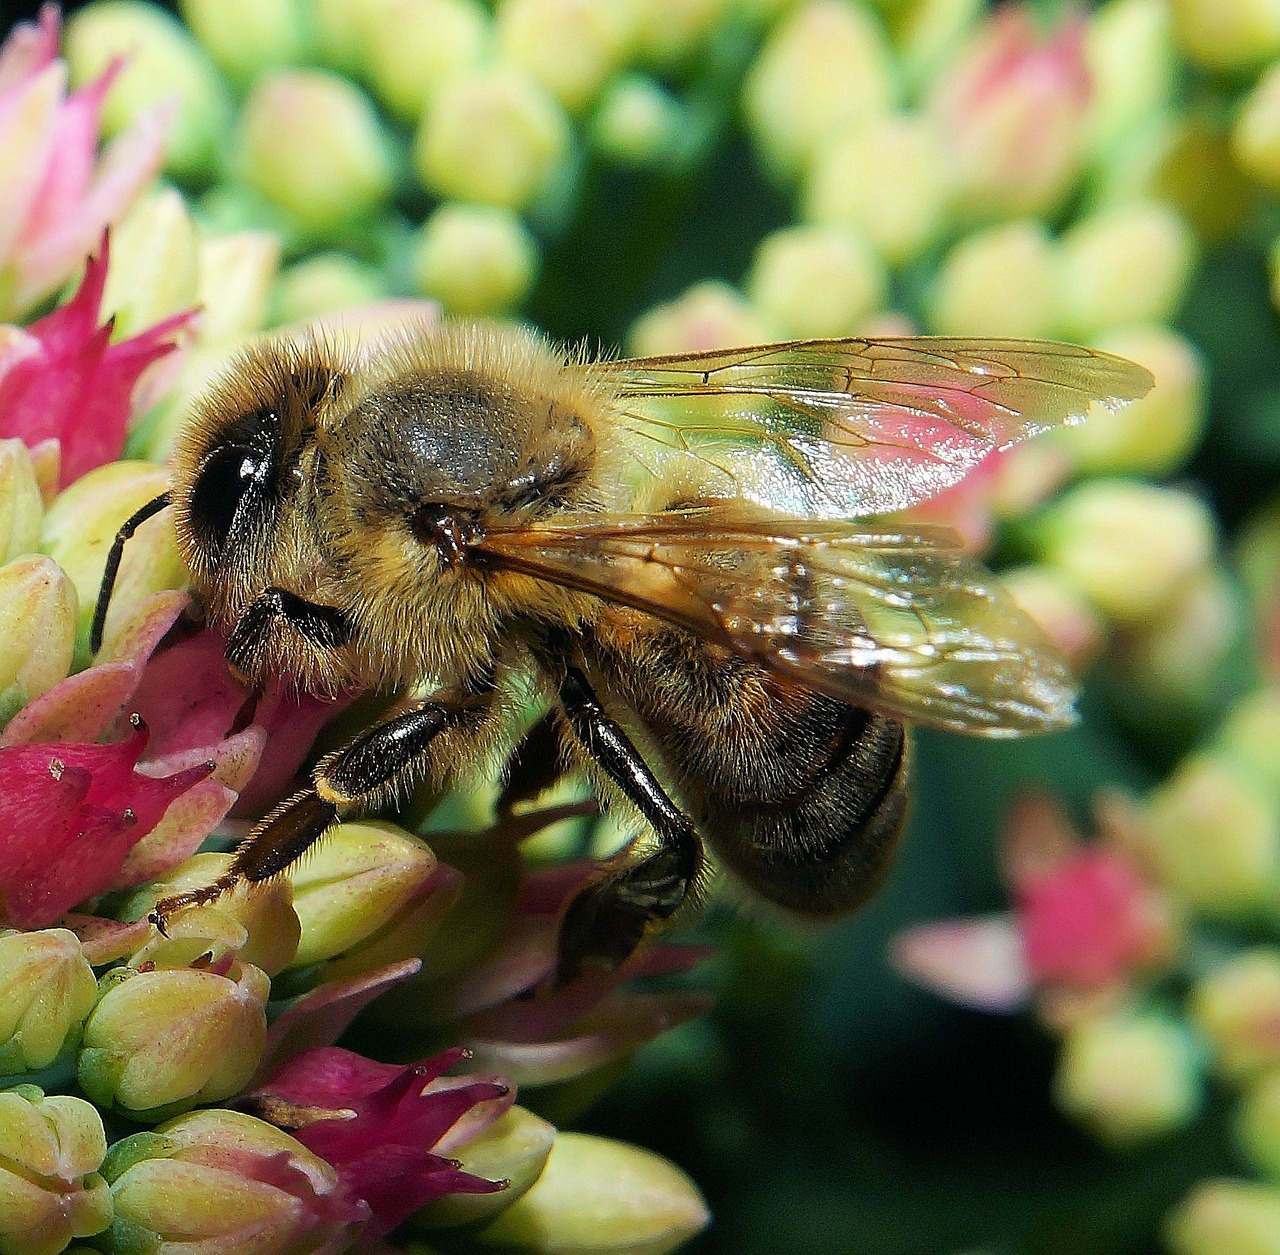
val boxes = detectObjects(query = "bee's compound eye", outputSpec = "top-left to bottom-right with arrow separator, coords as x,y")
190,443 -> 271,547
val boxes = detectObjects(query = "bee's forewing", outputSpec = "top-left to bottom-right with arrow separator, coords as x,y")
478,509 -> 1077,735
589,337 -> 1153,518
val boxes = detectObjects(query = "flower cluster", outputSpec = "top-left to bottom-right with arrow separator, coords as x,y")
3,0 -> 1280,1252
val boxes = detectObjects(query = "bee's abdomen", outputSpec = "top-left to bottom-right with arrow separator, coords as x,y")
698,706 -> 909,916
589,628 -> 911,917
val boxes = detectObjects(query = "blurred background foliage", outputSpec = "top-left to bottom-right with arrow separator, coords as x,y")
5,0 -> 1280,1251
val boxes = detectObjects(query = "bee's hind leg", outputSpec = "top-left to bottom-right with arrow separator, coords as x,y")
554,666 -> 704,985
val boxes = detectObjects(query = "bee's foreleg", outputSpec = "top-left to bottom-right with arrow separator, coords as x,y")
148,697 -> 481,929
554,666 -> 703,985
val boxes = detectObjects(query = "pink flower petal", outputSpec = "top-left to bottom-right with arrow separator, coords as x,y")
890,916 -> 1032,1012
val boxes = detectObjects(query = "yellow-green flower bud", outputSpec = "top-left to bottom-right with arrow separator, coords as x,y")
270,253 -> 387,325
1086,0 -> 1176,156
1191,950 -> 1280,1078
133,853 -> 301,978
1235,62 -> 1280,192
238,70 -> 396,235
414,67 -> 572,210
64,1 -> 232,181
1061,325 -> 1205,475
1057,202 -> 1197,340
1146,756 -> 1280,922
997,564 -> 1105,670
100,189 -> 200,340
927,221 -> 1059,337
414,1105 -> 556,1230
1170,0 -> 1280,70
196,232 -> 282,346
411,204 -> 540,316
1167,1179 -> 1280,1255
474,1132 -> 710,1254
0,931 -> 97,1075
743,0 -> 898,181
363,0 -> 490,122
0,556 -> 78,723
1239,1067 -> 1280,1179
104,1108 -> 355,1255
1217,687 -> 1280,798
0,441 -> 42,566
628,281 -> 779,356
746,224 -> 887,339
40,462 -> 184,657
1034,480 -> 1216,623
78,962 -> 269,1121
497,0 -> 636,114
888,0 -> 983,93
1054,1011 -> 1201,1146
803,113 -> 950,267
286,820 -> 446,975
179,0 -> 310,86
312,0 -> 382,73
0,1089 -> 111,1255
590,74 -> 687,167
631,0 -> 729,66
1116,567 -> 1241,714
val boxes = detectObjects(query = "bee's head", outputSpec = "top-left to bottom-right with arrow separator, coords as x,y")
172,333 -> 353,626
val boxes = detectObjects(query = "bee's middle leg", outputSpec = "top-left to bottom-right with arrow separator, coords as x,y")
554,666 -> 703,983
150,693 -> 490,927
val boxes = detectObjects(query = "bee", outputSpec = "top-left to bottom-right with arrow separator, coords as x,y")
93,322 -> 1151,980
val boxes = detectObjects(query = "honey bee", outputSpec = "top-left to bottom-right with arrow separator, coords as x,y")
93,322 -> 1151,980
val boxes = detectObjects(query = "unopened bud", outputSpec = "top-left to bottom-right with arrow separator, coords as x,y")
0,441 -> 43,565
271,253 -> 386,325
631,0 -> 729,66
100,189 -> 200,338
103,1107 -> 358,1254
1086,0 -> 1176,156
414,67 -> 572,210
413,1105 -> 556,1230
363,0 -> 490,122
1216,686 -> 1280,797
64,0 -> 231,180
928,221 -> 1059,337
474,1132 -> 710,1254
628,281 -> 779,356
78,961 -> 270,1121
803,113 -> 950,266
1144,753 -> 1280,922
1058,202 -> 1197,340
1054,1010 -> 1201,1146
197,232 -> 282,345
590,74 -> 689,167
179,0 -> 309,86
743,0 -> 897,180
1190,949 -> 1280,1078
286,820 -> 448,975
0,556 -> 77,721
1234,62 -> 1280,192
1063,325 -> 1206,476
746,224 -> 887,339
0,930 -> 97,1075
1034,479 -> 1216,623
40,461 -> 184,656
497,0 -> 636,114
237,70 -> 395,235
888,0 -> 983,92
1166,1179 -> 1280,1255
0,1089 -> 111,1253
411,204 -> 540,317
998,564 -> 1105,670
1170,0 -> 1280,70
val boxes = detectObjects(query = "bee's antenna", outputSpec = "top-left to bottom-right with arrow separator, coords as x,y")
90,491 -> 173,655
